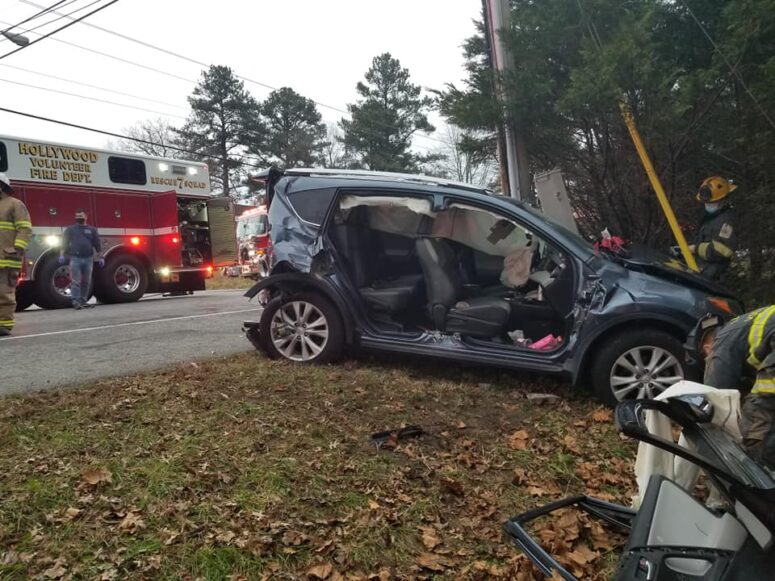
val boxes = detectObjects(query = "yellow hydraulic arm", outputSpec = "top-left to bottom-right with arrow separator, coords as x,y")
618,101 -> 700,272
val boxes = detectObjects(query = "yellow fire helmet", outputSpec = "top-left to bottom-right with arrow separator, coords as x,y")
697,176 -> 737,202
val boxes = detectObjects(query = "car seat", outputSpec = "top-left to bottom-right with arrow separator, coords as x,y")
415,237 -> 510,338
331,221 -> 423,314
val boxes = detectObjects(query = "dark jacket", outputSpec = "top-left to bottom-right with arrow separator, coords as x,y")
695,204 -> 736,281
63,223 -> 101,258
704,306 -> 775,394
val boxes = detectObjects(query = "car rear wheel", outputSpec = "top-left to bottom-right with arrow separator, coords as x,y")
259,293 -> 344,364
591,329 -> 687,408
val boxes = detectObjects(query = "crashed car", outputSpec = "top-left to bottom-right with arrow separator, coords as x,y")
243,168 -> 741,405
504,395 -> 775,579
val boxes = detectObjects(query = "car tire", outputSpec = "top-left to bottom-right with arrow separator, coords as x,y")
34,256 -> 74,309
591,328 -> 688,408
259,292 -> 344,364
14,280 -> 35,312
96,254 -> 148,304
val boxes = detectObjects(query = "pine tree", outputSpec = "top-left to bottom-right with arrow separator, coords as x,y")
249,87 -> 326,169
177,65 -> 261,196
340,53 -> 436,172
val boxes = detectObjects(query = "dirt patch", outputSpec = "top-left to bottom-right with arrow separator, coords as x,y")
0,353 -> 635,579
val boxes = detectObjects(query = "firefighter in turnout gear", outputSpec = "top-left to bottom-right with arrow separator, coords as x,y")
0,173 -> 32,336
692,176 -> 737,281
696,307 -> 775,469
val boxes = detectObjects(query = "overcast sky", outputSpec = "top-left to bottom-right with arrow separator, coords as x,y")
0,0 -> 481,155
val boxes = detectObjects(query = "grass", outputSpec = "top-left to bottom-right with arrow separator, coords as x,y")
206,271 -> 255,290
0,353 -> 636,580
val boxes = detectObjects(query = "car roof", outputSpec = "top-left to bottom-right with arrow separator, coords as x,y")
279,168 -> 495,196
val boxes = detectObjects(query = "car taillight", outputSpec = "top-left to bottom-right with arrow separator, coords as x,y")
206,265 -> 213,275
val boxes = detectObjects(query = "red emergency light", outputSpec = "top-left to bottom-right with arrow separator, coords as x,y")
129,236 -> 141,246
171,236 -> 180,244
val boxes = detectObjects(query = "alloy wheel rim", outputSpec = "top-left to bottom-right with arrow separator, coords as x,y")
270,301 -> 329,362
610,345 -> 684,401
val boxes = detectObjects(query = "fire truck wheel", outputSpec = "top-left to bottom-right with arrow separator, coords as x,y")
34,256 -> 75,309
97,254 -> 149,303
15,281 -> 35,312
259,293 -> 344,364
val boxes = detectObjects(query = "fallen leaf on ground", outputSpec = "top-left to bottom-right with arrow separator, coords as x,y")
81,467 -> 112,486
416,553 -> 449,572
65,507 -> 82,520
508,429 -> 530,450
307,562 -> 333,579
368,500 -> 380,510
592,409 -> 612,422
438,476 -> 464,497
419,526 -> 441,550
119,511 -> 145,533
43,558 -> 67,579
456,420 -> 467,429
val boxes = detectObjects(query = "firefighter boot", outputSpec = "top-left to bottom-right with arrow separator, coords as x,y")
0,267 -> 19,335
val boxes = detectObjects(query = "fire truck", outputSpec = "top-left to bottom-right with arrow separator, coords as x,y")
235,205 -> 270,279
0,135 -> 239,310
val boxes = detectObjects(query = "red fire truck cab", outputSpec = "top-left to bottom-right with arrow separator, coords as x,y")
0,135 -> 238,310
236,205 -> 270,279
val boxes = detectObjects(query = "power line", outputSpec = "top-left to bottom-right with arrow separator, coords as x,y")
0,0 -> 120,61
18,0 -> 102,37
18,0 -> 448,147
677,0 -> 775,133
0,18 -> 197,83
0,77 -> 187,119
1,0 -> 69,34
0,62 -> 188,109
0,105 -> 266,170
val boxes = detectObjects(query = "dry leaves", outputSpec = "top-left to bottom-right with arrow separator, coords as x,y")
118,511 -> 145,534
418,526 -> 442,550
42,558 -> 67,579
508,429 -> 530,450
591,409 -> 612,422
81,467 -> 112,486
306,562 -> 333,579
416,552 -> 451,572
438,476 -> 464,497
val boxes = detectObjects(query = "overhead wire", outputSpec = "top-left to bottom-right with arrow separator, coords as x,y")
0,0 -> 70,35
0,105 -> 267,170
0,77 -> 188,119
676,0 -> 775,133
0,62 -> 189,110
17,0 -> 448,147
0,0 -> 120,61
13,0 -> 103,37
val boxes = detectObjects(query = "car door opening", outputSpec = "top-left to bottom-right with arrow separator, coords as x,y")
328,194 -> 574,349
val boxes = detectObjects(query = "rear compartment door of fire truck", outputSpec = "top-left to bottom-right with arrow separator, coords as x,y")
150,190 -> 182,267
207,196 -> 239,267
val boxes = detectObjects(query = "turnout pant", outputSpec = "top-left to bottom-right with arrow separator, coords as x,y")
0,267 -> 18,331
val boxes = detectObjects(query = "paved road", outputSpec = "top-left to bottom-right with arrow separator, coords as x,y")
0,290 -> 262,396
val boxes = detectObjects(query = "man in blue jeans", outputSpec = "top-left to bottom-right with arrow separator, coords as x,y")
59,209 -> 104,309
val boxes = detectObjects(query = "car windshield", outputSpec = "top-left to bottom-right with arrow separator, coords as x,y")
503,198 -> 596,253
239,215 -> 267,237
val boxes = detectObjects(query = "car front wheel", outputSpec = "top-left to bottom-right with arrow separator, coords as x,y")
591,329 -> 687,408
259,293 -> 344,364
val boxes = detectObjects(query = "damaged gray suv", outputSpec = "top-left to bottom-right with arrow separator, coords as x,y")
243,168 -> 741,406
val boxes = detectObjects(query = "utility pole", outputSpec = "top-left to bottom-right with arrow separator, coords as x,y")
483,0 -> 531,200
